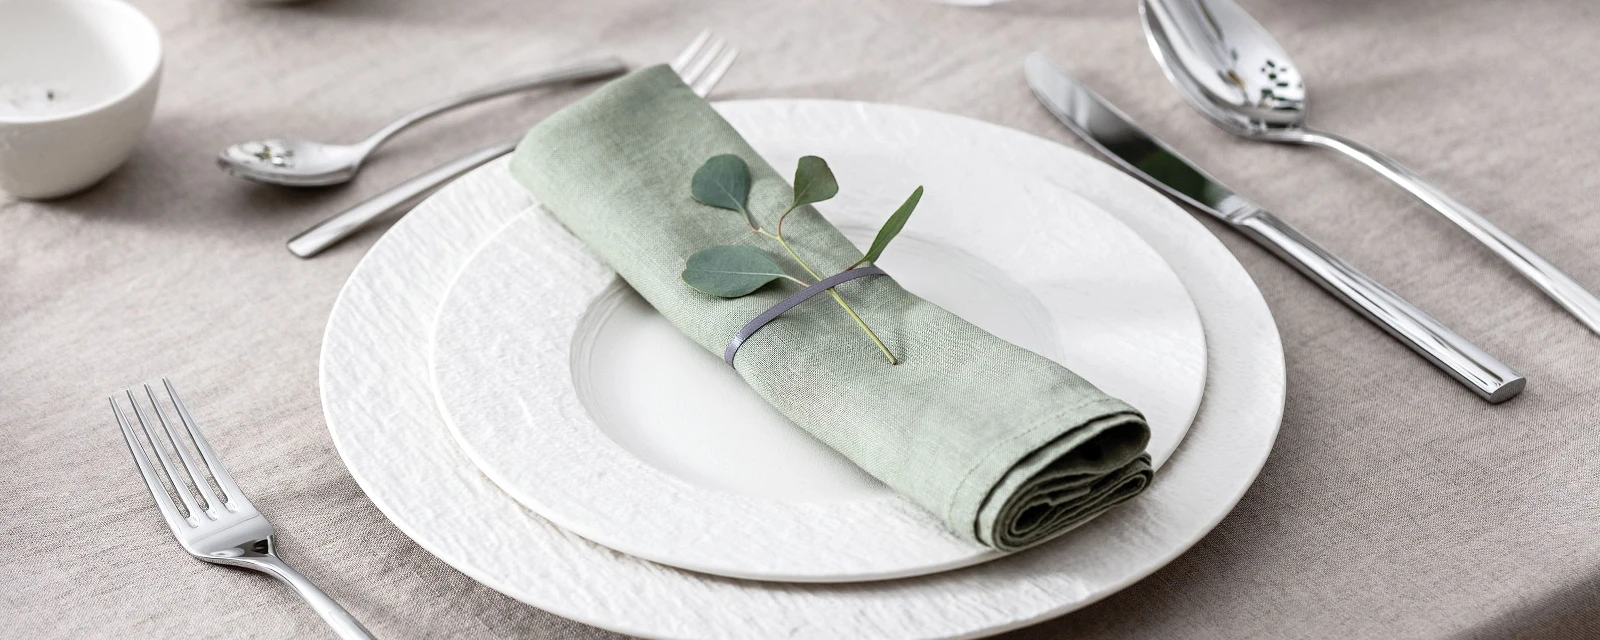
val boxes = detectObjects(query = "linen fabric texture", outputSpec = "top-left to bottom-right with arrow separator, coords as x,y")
510,65 -> 1153,550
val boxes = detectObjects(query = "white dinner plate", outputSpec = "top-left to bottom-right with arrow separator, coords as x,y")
427,131 -> 1207,582
321,100 -> 1285,639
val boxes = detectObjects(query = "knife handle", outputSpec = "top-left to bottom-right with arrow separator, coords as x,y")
1235,209 -> 1525,403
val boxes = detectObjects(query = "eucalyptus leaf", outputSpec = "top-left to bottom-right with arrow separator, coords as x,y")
682,245 -> 790,297
791,155 -> 839,208
691,154 -> 757,227
857,186 -> 923,266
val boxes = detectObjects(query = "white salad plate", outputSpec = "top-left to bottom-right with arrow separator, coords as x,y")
427,128 -> 1207,582
321,100 -> 1285,639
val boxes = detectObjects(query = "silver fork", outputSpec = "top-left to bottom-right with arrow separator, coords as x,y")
111,379 -> 375,639
286,30 -> 741,259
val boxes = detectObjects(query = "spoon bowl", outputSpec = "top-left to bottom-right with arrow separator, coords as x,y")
1140,0 -> 1305,137
217,138 -> 366,187
216,57 -> 628,188
1140,0 -> 1600,336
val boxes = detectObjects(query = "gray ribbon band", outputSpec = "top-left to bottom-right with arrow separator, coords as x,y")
723,266 -> 889,367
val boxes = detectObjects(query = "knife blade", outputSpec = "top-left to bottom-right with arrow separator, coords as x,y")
1024,53 -> 1524,403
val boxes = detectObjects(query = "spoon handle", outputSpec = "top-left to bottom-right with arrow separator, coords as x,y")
357,57 -> 629,153
1235,208 -> 1525,403
286,139 -> 516,258
1298,128 -> 1600,336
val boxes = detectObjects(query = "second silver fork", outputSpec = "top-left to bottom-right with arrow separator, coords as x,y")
287,31 -> 740,259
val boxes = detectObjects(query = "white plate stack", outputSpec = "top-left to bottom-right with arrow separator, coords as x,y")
320,100 -> 1285,639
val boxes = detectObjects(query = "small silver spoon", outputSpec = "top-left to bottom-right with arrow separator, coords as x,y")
1141,0 -> 1600,336
217,57 -> 627,187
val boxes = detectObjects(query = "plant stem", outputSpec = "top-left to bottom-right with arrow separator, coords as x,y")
829,288 -> 898,364
759,229 -> 822,280
757,229 -> 898,364
776,204 -> 798,242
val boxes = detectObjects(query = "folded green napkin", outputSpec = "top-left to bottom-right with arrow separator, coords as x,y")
511,65 -> 1153,551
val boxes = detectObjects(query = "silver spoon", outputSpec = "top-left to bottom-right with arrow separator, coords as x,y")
1141,0 -> 1600,336
217,57 -> 627,187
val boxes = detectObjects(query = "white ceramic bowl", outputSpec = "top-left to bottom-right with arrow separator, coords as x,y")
0,0 -> 162,199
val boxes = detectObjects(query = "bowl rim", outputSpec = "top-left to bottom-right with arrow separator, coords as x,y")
0,0 -> 164,125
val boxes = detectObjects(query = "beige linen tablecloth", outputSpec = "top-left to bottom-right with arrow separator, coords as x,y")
4,0 -> 1598,638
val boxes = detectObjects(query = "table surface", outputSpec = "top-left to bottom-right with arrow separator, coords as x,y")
4,0 -> 1599,638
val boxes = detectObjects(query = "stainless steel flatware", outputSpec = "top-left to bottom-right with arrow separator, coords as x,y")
1025,53 -> 1524,403
286,30 -> 739,259
111,378 -> 375,639
284,140 -> 516,258
218,57 -> 628,187
1140,0 -> 1600,336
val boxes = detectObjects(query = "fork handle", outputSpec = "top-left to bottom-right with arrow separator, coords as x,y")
1296,128 -> 1600,336
246,555 -> 376,639
356,57 -> 627,154
286,139 -> 517,258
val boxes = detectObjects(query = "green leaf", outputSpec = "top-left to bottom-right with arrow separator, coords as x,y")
791,156 -> 839,208
691,154 -> 755,227
682,245 -> 790,297
856,186 -> 922,267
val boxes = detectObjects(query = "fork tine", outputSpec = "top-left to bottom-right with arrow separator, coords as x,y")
126,389 -> 203,519
163,378 -> 247,507
112,396 -> 192,534
669,30 -> 712,74
679,36 -> 725,87
692,48 -> 738,99
145,383 -> 223,515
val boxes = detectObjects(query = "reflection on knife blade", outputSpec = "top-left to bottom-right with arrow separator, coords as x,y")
1024,54 -> 1253,220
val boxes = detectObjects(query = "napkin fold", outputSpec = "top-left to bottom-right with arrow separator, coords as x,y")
511,65 -> 1153,551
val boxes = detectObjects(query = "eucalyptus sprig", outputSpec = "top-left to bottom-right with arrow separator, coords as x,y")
681,154 -> 922,365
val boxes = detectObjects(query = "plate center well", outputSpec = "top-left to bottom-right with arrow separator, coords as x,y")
568,226 -> 1066,503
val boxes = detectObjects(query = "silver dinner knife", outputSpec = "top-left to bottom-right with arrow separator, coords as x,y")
1024,53 -> 1524,403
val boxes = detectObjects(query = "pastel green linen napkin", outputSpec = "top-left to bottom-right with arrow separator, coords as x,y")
511,65 -> 1153,551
